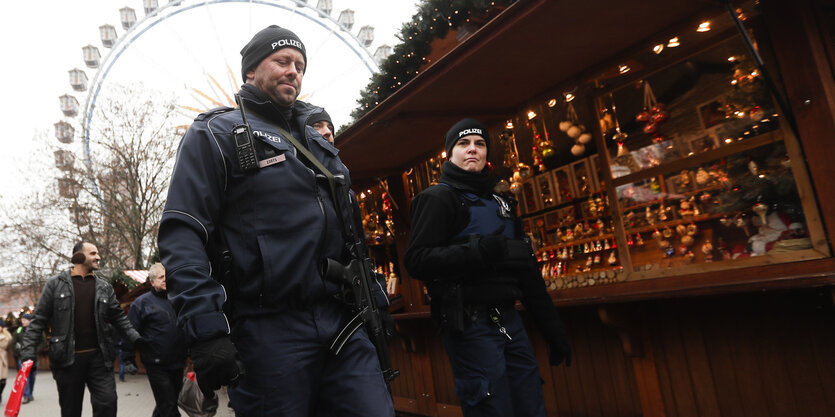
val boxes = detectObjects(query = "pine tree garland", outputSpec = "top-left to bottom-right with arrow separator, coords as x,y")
349,0 -> 516,122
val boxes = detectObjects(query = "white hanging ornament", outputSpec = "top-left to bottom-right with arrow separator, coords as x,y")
567,125 -> 583,139
571,143 -> 586,156
559,121 -> 572,132
578,132 -> 592,144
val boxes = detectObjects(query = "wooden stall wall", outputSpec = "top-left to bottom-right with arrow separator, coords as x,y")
391,287 -> 835,417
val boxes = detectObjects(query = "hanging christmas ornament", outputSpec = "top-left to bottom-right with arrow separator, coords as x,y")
562,99 -> 589,156
578,132 -> 592,144
529,110 -> 555,166
636,81 -> 668,136
559,121 -> 572,132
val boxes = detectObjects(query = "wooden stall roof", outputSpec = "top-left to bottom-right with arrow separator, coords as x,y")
337,0 -> 732,182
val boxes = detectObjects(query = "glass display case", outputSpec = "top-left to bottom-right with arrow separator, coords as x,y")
525,18 -> 828,291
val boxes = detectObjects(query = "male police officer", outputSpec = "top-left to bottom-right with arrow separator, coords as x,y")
158,25 -> 394,417
306,109 -> 334,143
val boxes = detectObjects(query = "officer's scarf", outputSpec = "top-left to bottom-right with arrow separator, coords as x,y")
439,161 -> 498,197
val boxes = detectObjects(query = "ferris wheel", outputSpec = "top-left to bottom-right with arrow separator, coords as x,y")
54,0 -> 392,198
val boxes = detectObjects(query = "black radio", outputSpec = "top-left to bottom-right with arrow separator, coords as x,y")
234,94 -> 259,174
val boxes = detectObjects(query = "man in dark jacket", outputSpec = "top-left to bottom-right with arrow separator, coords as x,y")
158,25 -> 394,417
20,241 -> 144,417
122,263 -> 187,417
405,119 -> 571,417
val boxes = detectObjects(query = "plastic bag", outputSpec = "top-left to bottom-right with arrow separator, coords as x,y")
177,371 -> 219,417
5,360 -> 33,417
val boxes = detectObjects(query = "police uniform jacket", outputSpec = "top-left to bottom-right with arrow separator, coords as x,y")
20,269 -> 141,369
405,161 -> 565,340
159,84 -> 353,343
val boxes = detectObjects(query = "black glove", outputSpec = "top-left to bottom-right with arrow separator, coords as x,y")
478,225 -> 508,261
548,327 -> 572,367
380,310 -> 395,343
189,336 -> 243,396
124,362 -> 138,375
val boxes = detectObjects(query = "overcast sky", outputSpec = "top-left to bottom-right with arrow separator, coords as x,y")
0,0 -> 417,203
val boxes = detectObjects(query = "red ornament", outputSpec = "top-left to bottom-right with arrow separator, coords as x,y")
635,110 -> 650,122
650,110 -> 668,124
643,123 -> 657,134
652,134 -> 665,143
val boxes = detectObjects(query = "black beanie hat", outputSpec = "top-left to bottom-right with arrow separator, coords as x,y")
444,118 -> 490,156
240,25 -> 307,82
306,109 -> 333,129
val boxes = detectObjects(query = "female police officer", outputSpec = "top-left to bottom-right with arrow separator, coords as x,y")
405,119 -> 571,417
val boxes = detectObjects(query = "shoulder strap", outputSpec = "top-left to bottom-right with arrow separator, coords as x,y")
245,107 -> 348,236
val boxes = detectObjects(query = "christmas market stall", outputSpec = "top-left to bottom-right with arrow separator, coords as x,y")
338,0 -> 835,416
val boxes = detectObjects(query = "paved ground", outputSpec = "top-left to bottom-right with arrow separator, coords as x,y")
5,369 -> 235,417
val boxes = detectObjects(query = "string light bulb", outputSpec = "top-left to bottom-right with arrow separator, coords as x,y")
697,21 -> 711,32
564,92 -> 575,102
667,37 -> 680,47
547,98 -> 557,107
618,64 -> 630,74
527,110 -> 537,120
653,44 -> 664,54
506,120 -> 514,129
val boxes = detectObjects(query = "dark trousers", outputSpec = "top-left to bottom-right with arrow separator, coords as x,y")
442,306 -> 546,417
146,365 -> 184,417
52,350 -> 117,417
228,300 -> 394,417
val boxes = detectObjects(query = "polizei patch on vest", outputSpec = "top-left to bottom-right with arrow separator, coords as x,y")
458,128 -> 482,137
272,39 -> 303,50
259,154 -> 286,168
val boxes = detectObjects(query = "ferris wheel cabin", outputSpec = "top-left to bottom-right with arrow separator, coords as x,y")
120,7 -> 137,30
59,95 -> 79,117
99,24 -> 117,48
69,69 -> 88,92
54,121 -> 74,144
82,45 -> 100,69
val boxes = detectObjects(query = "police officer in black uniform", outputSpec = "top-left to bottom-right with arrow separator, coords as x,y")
405,119 -> 572,417
158,25 -> 394,417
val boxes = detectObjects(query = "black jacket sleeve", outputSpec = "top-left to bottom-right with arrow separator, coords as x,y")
20,280 -> 55,361
103,283 -> 141,344
404,186 -> 484,282
158,120 -> 230,344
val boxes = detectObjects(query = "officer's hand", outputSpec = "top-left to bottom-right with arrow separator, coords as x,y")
124,362 -> 138,375
478,225 -> 508,261
548,327 -> 572,367
380,310 -> 395,343
189,336 -> 243,396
